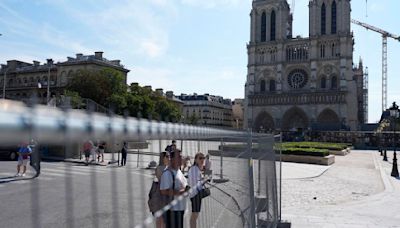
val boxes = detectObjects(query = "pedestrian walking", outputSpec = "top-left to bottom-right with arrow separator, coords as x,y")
188,152 -> 206,228
15,142 -> 32,177
97,141 -> 106,163
83,140 -> 93,165
165,140 -> 177,153
160,149 -> 188,228
121,142 -> 128,166
148,152 -> 170,228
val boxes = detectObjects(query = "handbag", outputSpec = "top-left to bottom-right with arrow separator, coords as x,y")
198,187 -> 210,199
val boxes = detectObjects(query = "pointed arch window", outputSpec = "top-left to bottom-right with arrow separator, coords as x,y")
331,76 -> 337,89
269,79 -> 276,92
321,3 -> 326,35
260,80 -> 266,92
331,1 -> 337,34
321,76 -> 326,89
261,12 -> 266,42
270,10 -> 276,41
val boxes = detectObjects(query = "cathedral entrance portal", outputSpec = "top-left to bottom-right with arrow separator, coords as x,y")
253,111 -> 275,133
282,107 -> 309,131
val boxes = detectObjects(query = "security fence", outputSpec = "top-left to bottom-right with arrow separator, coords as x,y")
0,100 -> 280,228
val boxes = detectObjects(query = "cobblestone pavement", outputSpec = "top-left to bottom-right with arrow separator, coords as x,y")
281,150 -> 400,228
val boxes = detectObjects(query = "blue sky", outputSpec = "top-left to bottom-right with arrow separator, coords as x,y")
0,0 -> 399,123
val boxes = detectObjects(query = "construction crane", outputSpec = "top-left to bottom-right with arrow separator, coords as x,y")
351,19 -> 400,111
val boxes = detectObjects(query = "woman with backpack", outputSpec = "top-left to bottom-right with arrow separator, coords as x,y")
188,152 -> 206,228
149,151 -> 170,228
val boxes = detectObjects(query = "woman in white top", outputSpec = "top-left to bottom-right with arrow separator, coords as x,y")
154,152 -> 169,228
188,152 -> 206,228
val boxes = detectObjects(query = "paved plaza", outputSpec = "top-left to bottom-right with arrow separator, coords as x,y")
281,150 -> 400,228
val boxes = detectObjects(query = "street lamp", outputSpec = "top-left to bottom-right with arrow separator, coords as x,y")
389,102 -> 399,178
2,67 -> 9,99
46,59 -> 53,104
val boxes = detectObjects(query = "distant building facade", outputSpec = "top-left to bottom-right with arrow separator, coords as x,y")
177,93 -> 233,128
244,0 -> 367,132
232,99 -> 244,129
0,52 -> 129,104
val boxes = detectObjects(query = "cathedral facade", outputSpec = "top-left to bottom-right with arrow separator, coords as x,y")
244,0 -> 365,132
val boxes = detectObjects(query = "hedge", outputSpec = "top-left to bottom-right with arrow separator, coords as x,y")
279,147 -> 330,157
280,142 -> 348,151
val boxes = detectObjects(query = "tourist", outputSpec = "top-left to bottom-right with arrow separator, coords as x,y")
160,149 -> 188,228
188,152 -> 206,228
83,140 -> 93,165
165,140 -> 177,153
121,142 -> 128,166
153,152 -> 170,228
97,141 -> 106,163
15,142 -> 32,177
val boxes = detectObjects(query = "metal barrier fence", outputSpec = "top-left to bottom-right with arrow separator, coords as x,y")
0,100 -> 280,228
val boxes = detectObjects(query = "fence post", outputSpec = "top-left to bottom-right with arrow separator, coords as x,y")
137,149 -> 140,168
247,130 -> 256,228
220,139 -> 224,180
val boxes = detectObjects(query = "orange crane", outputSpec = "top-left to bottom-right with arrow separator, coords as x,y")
351,19 -> 400,111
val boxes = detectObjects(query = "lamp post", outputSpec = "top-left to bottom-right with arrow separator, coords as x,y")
2,67 -> 9,99
389,102 -> 399,178
46,59 -> 53,104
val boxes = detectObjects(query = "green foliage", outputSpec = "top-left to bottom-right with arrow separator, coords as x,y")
67,69 -> 181,121
64,90 -> 83,108
187,113 -> 199,125
280,147 -> 330,157
280,142 -> 348,151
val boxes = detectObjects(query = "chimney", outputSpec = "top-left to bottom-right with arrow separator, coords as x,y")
76,53 -> 83,59
67,57 -> 74,61
166,91 -> 174,98
94,51 -> 103,59
144,85 -> 152,91
131,82 -> 139,87
111,60 -> 121,65
47,59 -> 53,65
155,88 -> 164,96
33,61 -> 40,66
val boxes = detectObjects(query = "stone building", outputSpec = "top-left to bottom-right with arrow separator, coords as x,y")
232,98 -> 244,129
244,0 -> 366,132
177,93 -> 233,128
0,52 -> 129,104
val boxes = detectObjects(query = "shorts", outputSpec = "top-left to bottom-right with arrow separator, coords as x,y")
190,193 -> 202,213
18,159 -> 29,166
98,149 -> 105,154
84,150 -> 91,158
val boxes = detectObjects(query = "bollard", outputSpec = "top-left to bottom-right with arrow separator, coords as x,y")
391,151 -> 399,178
383,149 -> 388,161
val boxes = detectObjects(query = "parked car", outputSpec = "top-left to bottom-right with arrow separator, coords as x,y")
0,145 -> 19,160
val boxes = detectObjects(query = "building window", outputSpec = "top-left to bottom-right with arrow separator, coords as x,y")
331,76 -> 337,89
321,3 -> 326,35
260,80 -> 266,92
320,44 -> 326,58
270,10 -> 276,41
269,79 -> 276,91
261,12 -> 266,42
331,1 -> 337,34
321,76 -> 326,89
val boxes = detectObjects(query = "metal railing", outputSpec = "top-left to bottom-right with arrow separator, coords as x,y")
0,100 -> 280,228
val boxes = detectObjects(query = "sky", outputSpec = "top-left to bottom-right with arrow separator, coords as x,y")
0,0 -> 399,123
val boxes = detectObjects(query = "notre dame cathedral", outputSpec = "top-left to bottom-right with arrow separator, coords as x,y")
244,0 -> 366,132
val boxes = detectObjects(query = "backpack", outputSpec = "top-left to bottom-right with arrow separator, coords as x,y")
148,169 -> 175,213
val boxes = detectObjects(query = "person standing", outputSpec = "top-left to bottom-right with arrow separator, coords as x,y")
97,141 -> 106,163
15,142 -> 32,177
165,140 -> 177,153
83,140 -> 93,165
188,153 -> 206,228
160,149 -> 188,228
121,142 -> 128,166
151,152 -> 170,228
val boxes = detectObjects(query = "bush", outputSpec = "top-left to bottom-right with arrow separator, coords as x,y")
279,147 -> 330,157
281,142 -> 348,151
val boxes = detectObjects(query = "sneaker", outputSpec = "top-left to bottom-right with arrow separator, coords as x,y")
14,173 -> 20,177
21,173 -> 26,177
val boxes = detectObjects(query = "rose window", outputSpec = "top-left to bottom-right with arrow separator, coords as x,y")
288,69 -> 308,89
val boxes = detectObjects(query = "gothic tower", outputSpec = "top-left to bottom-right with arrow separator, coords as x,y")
244,0 -> 360,132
